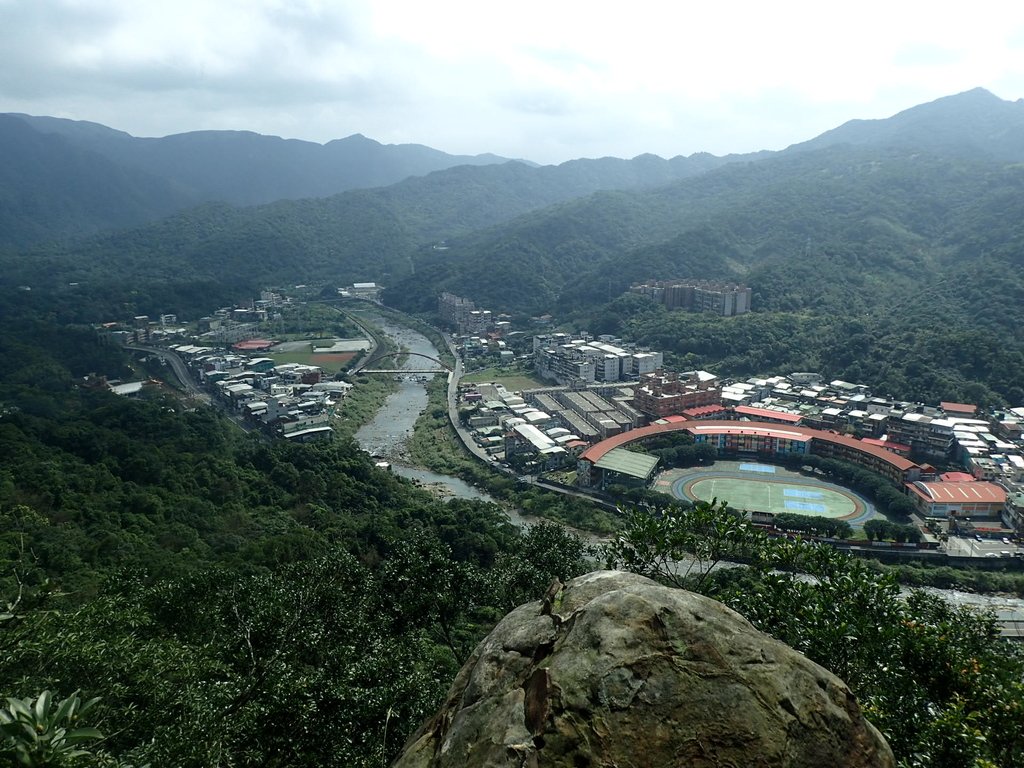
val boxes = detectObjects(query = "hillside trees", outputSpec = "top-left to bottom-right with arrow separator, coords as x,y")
606,501 -> 1024,767
0,317 -> 602,765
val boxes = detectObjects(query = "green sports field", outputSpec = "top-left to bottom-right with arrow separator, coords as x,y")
654,461 -> 877,526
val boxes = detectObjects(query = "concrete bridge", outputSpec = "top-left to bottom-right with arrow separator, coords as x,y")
352,350 -> 452,374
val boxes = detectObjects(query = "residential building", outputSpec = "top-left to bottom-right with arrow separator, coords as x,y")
629,280 -> 752,317
633,370 -> 720,420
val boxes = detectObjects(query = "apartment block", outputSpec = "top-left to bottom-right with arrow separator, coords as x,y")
629,280 -> 752,317
438,292 -> 493,334
632,370 -> 721,420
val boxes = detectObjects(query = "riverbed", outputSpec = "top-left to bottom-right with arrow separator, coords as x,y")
350,310 -> 542,525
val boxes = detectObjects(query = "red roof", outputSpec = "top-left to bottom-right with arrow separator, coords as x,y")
233,339 -> 275,351
734,405 -> 802,424
682,404 -> 726,417
941,401 -> 977,415
940,472 -> 976,483
906,481 -> 1006,505
579,419 -> 920,473
661,415 -> 688,423
861,437 -> 911,452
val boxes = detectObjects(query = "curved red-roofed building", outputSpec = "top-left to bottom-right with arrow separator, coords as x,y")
577,420 -> 922,488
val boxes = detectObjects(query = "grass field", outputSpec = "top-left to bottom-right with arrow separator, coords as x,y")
461,366 -> 546,391
655,461 -> 877,526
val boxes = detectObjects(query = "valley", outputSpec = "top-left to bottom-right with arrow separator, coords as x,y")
4,89 -> 1024,767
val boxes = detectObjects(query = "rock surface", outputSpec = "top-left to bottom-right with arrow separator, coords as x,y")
393,570 -> 894,768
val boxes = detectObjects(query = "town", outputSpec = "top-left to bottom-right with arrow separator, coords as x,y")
93,282 -> 1024,573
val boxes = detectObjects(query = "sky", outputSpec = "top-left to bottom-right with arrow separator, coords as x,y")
2,1 -> 1023,165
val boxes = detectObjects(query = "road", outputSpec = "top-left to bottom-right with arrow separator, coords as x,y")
126,344 -> 208,401
329,303 -> 380,374
444,340 -> 502,466
125,344 -> 259,433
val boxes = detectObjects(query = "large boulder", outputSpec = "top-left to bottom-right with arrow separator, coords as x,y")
394,570 -> 894,768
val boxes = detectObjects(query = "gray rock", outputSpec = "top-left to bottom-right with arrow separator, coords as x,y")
394,570 -> 894,768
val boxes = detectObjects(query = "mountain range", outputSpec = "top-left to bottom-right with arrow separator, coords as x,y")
3,87 -> 1024,403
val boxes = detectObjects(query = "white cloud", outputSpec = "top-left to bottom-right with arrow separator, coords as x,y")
1,0 -> 1022,163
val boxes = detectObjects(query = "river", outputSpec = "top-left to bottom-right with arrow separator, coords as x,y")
351,310 -> 542,526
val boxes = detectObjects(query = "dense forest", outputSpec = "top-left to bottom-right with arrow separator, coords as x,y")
0,315 -> 594,766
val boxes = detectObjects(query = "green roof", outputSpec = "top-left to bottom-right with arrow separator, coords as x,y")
594,448 -> 659,479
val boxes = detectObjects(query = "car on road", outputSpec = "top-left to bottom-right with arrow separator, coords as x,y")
1003,537 -> 1011,544
975,534 -> 983,542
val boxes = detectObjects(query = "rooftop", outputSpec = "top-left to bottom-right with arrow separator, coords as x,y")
580,419 -> 920,472
907,481 -> 1006,505
594,448 -> 660,480
734,405 -> 802,424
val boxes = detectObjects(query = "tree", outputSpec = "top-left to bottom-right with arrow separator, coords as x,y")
604,500 -> 1024,768
0,691 -> 104,767
863,518 -> 889,542
605,500 -> 765,590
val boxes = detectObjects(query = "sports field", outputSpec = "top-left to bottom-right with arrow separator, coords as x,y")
654,460 -> 877,526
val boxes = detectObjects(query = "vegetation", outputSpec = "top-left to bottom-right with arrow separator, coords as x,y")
863,517 -> 925,544
868,560 -> 1024,598
0,690 -> 106,768
606,501 -> 1024,768
772,512 -> 853,540
0,318 -> 596,766
636,429 -> 718,468
460,364 -> 546,391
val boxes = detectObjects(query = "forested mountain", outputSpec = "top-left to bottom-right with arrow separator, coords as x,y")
0,110 -> 758,260
4,89 -> 1024,405
0,115 -> 193,248
792,87 -> 1024,161
8,113 -> 516,206
0,149 -> 757,321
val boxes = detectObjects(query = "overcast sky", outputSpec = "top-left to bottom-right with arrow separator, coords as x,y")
2,1 -> 1023,165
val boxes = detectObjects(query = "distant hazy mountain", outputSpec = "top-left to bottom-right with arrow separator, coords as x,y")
2,148 -> 759,311
8,114 -> 517,205
790,87 -> 1024,161
8,87 -> 1022,300
1,113 -> 763,249
0,114 -> 193,248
